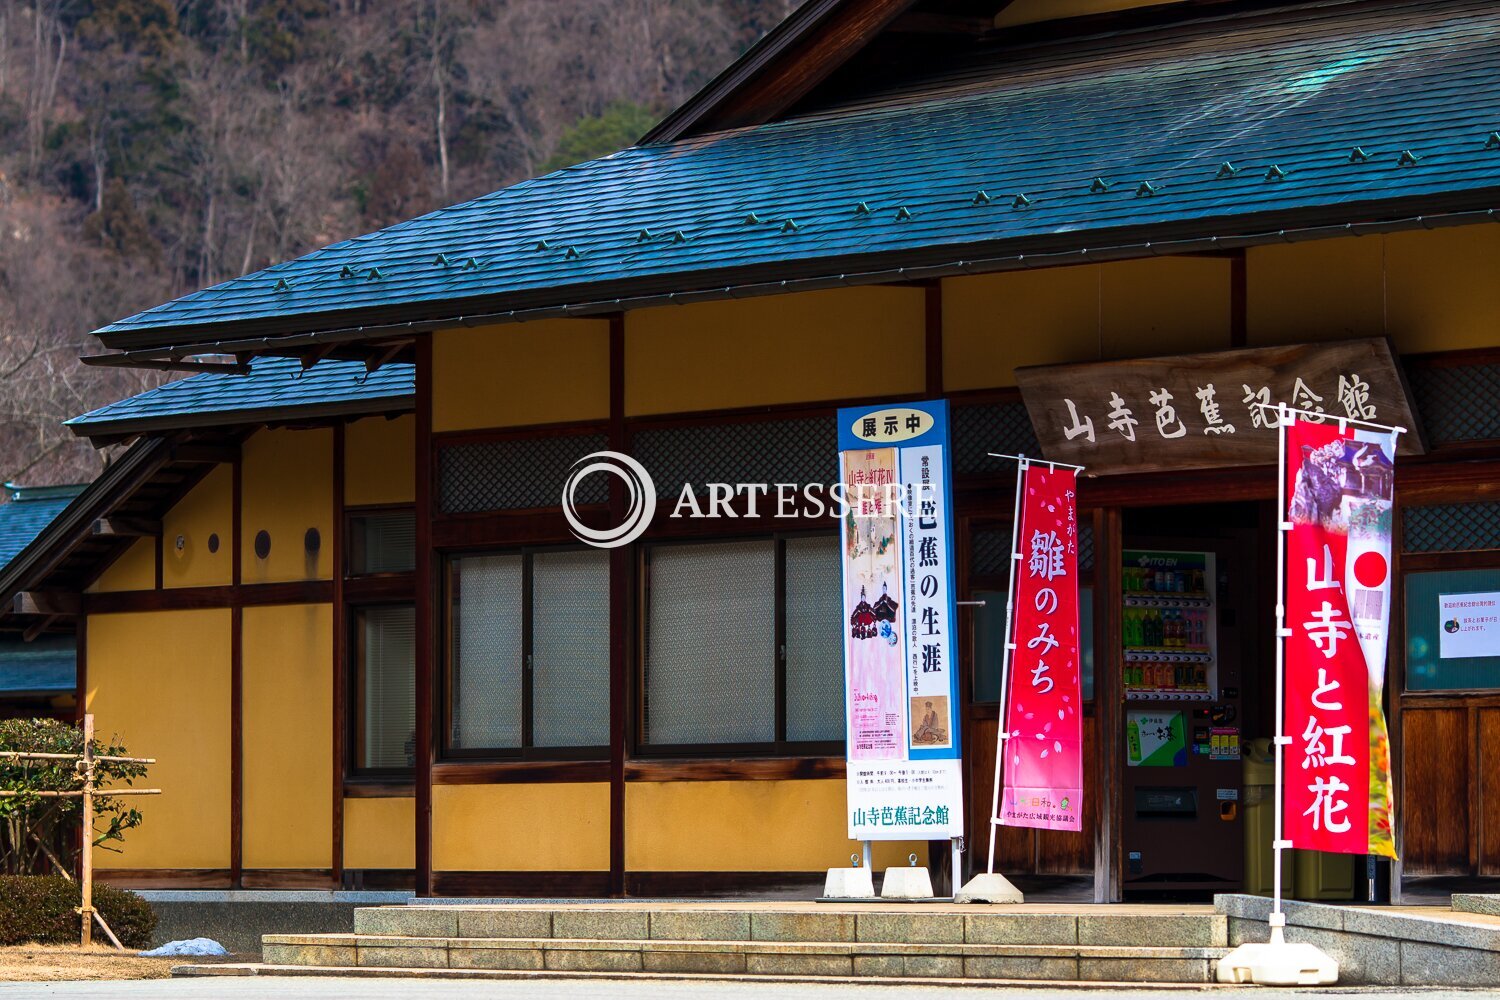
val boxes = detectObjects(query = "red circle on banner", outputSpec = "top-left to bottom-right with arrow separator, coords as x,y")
1354,551 -> 1388,588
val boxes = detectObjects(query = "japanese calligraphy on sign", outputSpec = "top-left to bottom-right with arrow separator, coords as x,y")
1016,339 -> 1424,476
837,400 -> 963,841
1281,417 -> 1397,858
1000,464 -> 1084,832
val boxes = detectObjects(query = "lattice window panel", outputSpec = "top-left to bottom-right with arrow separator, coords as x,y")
971,526 -> 1012,578
631,416 -> 836,496
1403,503 -> 1500,554
952,402 -> 1041,476
439,433 -> 609,514
971,520 -> 1093,577
1407,363 -> 1500,445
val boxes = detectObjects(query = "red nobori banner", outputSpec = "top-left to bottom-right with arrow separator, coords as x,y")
1282,418 -> 1397,858
1001,465 -> 1084,831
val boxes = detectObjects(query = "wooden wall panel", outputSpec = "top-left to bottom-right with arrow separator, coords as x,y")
1402,706 -> 1471,875
1037,714 -> 1096,874
966,716 -> 1033,872
1480,709 -> 1500,876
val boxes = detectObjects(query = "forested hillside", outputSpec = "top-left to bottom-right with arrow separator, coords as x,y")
0,0 -> 792,486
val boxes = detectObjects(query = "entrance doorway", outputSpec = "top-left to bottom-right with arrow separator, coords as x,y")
1118,502 -> 1267,899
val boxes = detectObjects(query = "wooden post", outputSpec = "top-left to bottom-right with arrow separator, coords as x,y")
80,714 -> 94,948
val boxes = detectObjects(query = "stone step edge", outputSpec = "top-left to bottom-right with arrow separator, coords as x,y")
176,963 -> 1238,990
265,934 -> 1229,960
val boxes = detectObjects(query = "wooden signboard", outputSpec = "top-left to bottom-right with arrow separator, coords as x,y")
1015,338 -> 1425,476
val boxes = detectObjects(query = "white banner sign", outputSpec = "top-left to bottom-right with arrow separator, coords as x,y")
1439,592 -> 1500,659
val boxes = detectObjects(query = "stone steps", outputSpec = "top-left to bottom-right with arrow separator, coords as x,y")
210,904 -> 1234,984
260,932 -> 1229,982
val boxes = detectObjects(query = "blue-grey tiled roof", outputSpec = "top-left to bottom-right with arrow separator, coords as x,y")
0,487 -> 85,572
97,0 -> 1500,345
0,636 -> 75,695
67,357 -> 414,438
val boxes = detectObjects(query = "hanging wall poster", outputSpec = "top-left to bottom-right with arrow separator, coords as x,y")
1000,464 -> 1084,829
838,401 -> 963,840
1282,417 -> 1398,858
1438,592 -> 1500,659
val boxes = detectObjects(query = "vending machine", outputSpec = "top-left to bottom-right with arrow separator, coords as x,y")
1121,547 -> 1246,897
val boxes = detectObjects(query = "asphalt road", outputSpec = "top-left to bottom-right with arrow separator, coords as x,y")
4,979 -> 1500,1000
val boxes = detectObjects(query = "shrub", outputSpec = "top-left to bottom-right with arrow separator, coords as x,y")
0,718 -> 150,875
0,875 -> 156,948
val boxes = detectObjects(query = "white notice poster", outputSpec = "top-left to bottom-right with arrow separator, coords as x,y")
1439,592 -> 1500,659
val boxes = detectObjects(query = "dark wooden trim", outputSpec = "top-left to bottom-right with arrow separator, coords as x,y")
624,756 -> 845,782
624,871 -> 824,897
73,615 -> 86,724
230,451 -> 243,890
152,533 -> 164,591
84,580 -> 335,614
342,869 -> 417,891
432,870 -> 612,897
343,781 -> 416,798
240,868 -> 340,890
96,869 -> 233,889
925,281 -> 943,397
433,760 -> 609,784
414,333 -> 435,898
432,419 -> 611,450
1400,550 -> 1500,572
643,0 -> 916,141
331,422 -> 346,886
1228,250 -> 1247,349
343,574 -> 416,603
1093,506 -> 1124,903
608,313 -> 627,898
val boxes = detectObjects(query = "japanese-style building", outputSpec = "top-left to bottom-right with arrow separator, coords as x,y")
4,0 -> 1500,902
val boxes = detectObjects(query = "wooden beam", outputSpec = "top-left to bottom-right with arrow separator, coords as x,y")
650,0 -> 920,140
12,591 -> 81,617
889,11 -> 993,35
91,517 -> 162,538
170,444 -> 238,465
22,616 -> 61,643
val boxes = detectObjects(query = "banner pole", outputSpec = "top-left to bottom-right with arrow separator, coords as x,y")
1271,403 -> 1293,941
986,456 -> 1029,876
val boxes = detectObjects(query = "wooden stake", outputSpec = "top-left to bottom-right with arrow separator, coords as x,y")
80,714 -> 94,949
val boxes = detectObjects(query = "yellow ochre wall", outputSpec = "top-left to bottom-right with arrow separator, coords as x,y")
240,427 -> 333,584
942,256 -> 1233,391
86,610 -> 231,870
345,797 -> 416,870
241,603 -> 333,870
433,320 -> 610,432
433,783 -> 610,871
346,415 -> 416,506
625,780 -> 927,872
162,464 -> 233,589
625,287 -> 925,416
1247,227 -> 1500,354
86,537 -> 155,594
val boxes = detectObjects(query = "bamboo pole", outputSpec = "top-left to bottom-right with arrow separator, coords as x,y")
0,790 -> 161,797
0,752 -> 155,764
80,715 -> 94,949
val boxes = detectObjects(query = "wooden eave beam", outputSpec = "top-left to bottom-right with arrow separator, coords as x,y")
169,444 -> 239,465
22,616 -> 61,643
651,0 -> 921,140
889,11 -> 994,35
91,516 -> 162,538
12,591 -> 81,617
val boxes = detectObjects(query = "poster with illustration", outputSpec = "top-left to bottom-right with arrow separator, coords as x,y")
1127,709 -> 1187,767
838,401 -> 963,840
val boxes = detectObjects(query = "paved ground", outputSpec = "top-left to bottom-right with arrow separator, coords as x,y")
4,979 -> 1500,999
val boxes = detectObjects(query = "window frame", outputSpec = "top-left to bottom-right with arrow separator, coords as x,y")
441,543 -> 611,763
345,503 -> 419,580
635,529 -> 845,759
347,598 -> 418,780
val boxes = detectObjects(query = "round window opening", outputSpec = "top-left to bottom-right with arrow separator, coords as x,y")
254,530 -> 271,560
304,527 -> 321,554
207,533 -> 220,554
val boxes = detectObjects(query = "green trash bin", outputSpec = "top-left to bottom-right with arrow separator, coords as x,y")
1242,737 -> 1293,897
